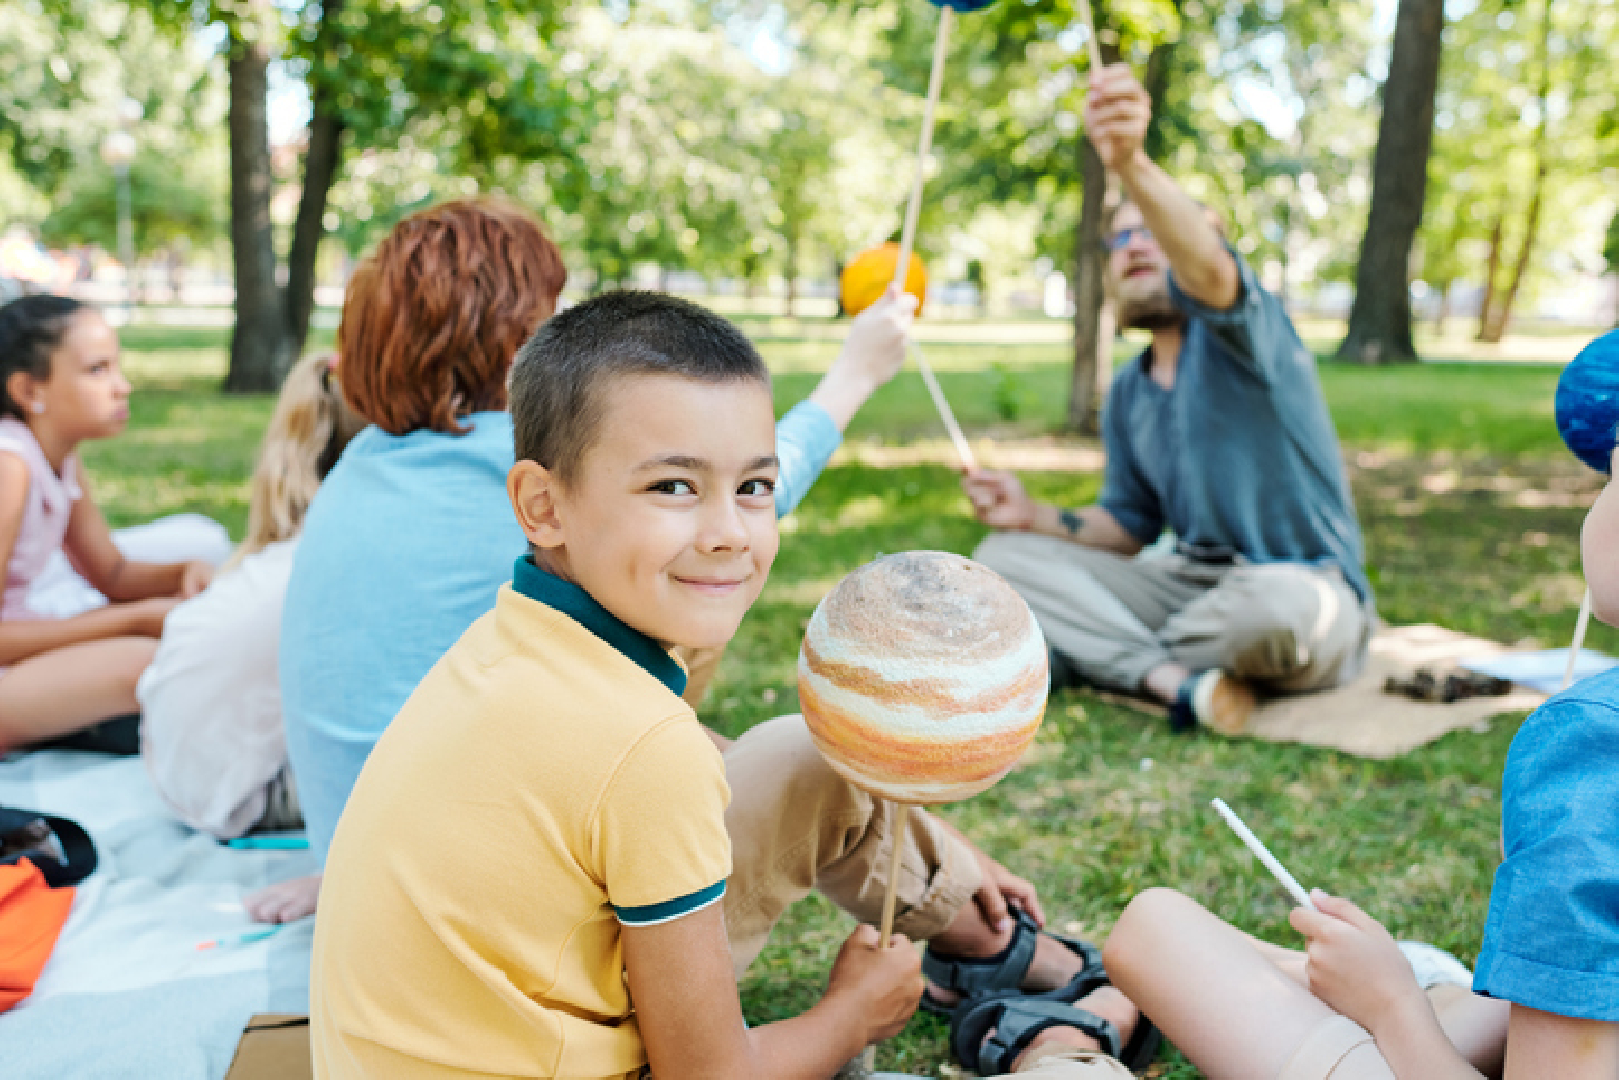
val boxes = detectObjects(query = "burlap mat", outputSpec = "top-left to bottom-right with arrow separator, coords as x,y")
1097,624 -> 1546,759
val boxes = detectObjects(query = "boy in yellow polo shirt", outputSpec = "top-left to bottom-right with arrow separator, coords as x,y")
309,291 -> 1145,1079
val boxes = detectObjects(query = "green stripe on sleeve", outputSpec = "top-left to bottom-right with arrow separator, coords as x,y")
614,880 -> 727,927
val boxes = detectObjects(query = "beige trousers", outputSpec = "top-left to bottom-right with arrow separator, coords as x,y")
995,1045 -> 1135,1078
721,714 -> 984,976
974,533 -> 1373,695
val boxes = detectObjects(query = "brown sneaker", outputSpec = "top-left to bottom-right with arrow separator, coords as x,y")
1189,670 -> 1257,736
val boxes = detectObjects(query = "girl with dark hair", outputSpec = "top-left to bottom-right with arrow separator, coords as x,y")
0,295 -> 214,748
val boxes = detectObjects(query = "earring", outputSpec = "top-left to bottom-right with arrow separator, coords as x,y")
29,401 -> 44,415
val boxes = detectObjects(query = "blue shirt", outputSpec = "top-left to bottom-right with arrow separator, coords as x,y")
1097,253 -> 1371,602
280,412 -> 524,863
281,402 -> 841,864
1474,668 -> 1619,1021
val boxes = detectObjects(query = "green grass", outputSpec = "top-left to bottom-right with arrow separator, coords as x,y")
97,324 -> 1601,1077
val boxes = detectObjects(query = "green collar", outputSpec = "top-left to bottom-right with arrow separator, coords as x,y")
511,556 -> 687,698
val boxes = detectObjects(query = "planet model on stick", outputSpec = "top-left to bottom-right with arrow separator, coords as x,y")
1556,328 -> 1619,474
840,242 -> 928,318
797,551 -> 1048,804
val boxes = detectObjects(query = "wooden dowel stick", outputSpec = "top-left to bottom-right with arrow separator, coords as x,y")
892,5 -> 953,292
1564,587 -> 1593,691
862,804 -> 913,1073
910,342 -> 976,471
1076,0 -> 1104,73
878,805 -> 911,947
890,5 -> 979,477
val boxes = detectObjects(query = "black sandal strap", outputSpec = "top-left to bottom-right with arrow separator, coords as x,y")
972,998 -> 1123,1075
923,907 -> 1042,998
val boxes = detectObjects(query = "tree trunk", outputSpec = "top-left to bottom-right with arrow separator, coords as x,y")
1478,165 -> 1545,343
224,28 -> 293,393
285,87 -> 344,353
783,228 -> 798,318
1433,278 -> 1453,334
1069,134 -> 1108,434
1477,0 -> 1554,345
1475,210 -> 1505,339
1069,27 -> 1126,434
1336,0 -> 1445,365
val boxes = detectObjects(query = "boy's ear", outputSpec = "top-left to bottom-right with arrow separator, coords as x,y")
508,460 -> 566,550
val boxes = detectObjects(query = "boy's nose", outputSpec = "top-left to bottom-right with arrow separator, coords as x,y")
697,496 -> 751,553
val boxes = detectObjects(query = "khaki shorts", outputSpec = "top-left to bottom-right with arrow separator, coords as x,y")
1277,1015 -> 1395,1080
991,1045 -> 1135,1078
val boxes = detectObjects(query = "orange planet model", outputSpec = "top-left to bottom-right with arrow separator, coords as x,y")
797,551 -> 1047,805
840,243 -> 928,318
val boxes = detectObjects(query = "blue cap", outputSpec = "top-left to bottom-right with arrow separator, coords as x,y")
927,0 -> 999,9
1556,329 -> 1619,474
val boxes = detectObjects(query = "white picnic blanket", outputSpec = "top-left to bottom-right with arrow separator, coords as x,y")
0,750 -> 315,1079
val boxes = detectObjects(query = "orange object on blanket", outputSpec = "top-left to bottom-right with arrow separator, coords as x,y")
0,858 -> 74,1012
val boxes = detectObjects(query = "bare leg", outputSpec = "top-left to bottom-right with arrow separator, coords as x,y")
1429,984 -> 1508,1079
245,873 -> 322,923
0,637 -> 156,748
1243,937 -> 1504,1073
1103,888 -> 1350,1080
1142,662 -> 1191,705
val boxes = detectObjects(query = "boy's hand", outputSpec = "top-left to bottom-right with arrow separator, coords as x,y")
824,924 -> 924,1045
837,286 -> 918,394
1290,890 -> 1426,1038
962,469 -> 1036,531
972,848 -> 1045,932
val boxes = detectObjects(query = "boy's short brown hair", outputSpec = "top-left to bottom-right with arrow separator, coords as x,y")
338,197 -> 566,436
509,290 -> 769,486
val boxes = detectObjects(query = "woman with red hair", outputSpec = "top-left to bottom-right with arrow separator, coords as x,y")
260,199 -> 567,919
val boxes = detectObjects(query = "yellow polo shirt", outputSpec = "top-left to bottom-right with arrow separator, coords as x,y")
310,557 -> 732,1079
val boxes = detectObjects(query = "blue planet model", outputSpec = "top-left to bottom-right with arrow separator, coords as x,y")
1556,329 -> 1619,474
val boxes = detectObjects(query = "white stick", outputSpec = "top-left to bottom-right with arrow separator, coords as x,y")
1076,0 -> 1105,73
892,5 -> 953,293
888,6 -> 977,475
909,342 -> 976,471
1564,587 -> 1593,691
1211,798 -> 1317,911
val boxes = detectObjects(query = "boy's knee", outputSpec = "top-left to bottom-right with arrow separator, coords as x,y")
727,714 -> 870,816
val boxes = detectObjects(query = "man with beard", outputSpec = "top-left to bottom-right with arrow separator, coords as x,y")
963,64 -> 1373,735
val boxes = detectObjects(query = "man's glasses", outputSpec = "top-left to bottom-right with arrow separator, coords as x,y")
1106,226 -> 1155,252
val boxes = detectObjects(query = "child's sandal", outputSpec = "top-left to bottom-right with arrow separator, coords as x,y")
920,907 -> 1103,1018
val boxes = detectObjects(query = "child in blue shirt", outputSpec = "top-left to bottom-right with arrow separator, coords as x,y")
1098,443 -> 1619,1078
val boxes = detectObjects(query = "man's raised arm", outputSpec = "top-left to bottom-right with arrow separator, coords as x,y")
1084,64 -> 1239,311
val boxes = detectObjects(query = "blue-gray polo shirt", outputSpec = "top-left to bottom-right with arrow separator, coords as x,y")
1097,251 -> 1372,603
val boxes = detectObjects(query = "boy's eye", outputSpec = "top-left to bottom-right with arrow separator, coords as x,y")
739,478 -> 776,497
648,478 -> 696,496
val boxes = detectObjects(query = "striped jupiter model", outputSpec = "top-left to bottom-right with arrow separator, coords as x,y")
797,550 -> 1049,805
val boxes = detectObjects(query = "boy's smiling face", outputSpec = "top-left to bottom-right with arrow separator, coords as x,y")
510,373 -> 780,651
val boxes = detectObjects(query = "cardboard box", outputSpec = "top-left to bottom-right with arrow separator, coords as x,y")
225,1014 -> 311,1080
